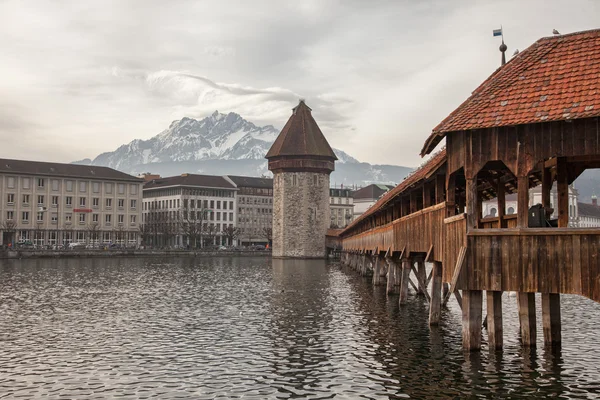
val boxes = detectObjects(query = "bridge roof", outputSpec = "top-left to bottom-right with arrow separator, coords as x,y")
342,148 -> 447,235
422,28 -> 600,156
266,100 -> 337,160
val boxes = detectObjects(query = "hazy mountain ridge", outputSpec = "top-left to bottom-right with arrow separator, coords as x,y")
74,111 -> 413,185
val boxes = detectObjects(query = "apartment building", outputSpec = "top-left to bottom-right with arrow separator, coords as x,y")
329,187 -> 354,228
0,158 -> 143,247
225,175 -> 273,246
142,174 -> 238,247
352,184 -> 396,219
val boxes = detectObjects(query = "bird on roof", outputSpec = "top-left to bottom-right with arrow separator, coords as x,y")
553,29 -> 560,35
513,49 -> 519,55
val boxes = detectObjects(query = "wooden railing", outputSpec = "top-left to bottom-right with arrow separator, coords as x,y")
463,228 -> 600,303
442,214 -> 467,284
480,214 -> 518,229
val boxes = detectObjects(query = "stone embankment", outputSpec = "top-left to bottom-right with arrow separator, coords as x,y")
0,249 -> 271,259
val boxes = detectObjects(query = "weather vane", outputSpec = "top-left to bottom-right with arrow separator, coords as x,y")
493,26 -> 507,66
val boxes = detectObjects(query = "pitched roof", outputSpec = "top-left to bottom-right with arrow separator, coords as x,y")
342,149 -> 447,235
265,100 -> 338,160
0,158 -> 142,182
226,175 -> 273,189
352,184 -> 395,200
143,174 -> 236,190
577,202 -> 600,218
422,29 -> 600,156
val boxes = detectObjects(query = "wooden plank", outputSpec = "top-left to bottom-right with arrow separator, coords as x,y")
429,261 -> 443,325
517,176 -> 529,228
487,291 -> 503,350
466,178 -> 479,231
542,293 -> 561,347
425,244 -> 434,262
572,235 -> 582,294
556,157 -> 569,228
462,290 -> 482,351
518,292 -> 537,347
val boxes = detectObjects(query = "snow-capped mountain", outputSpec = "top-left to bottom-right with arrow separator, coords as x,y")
84,111 -> 358,172
76,111 -> 412,185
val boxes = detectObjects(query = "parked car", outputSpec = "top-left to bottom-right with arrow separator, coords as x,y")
68,242 -> 85,250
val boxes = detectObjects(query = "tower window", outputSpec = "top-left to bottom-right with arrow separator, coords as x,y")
292,174 -> 297,186
313,175 -> 317,185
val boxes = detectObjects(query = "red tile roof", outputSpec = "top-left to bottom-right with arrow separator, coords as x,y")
266,100 -> 338,160
422,29 -> 600,155
342,148 -> 447,235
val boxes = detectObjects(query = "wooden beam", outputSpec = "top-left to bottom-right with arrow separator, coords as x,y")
425,244 -> 434,263
466,177 -> 479,230
443,246 -> 466,305
410,264 -> 431,302
517,176 -> 529,228
446,173 -> 456,217
429,261 -> 443,325
435,174 -> 445,204
399,258 -> 411,305
557,157 -> 569,228
497,178 -> 506,228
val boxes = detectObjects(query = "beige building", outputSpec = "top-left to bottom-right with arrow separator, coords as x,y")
0,158 -> 143,247
329,187 -> 354,228
142,174 -> 238,248
225,175 -> 273,246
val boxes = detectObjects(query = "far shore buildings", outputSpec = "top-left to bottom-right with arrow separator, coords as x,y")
0,158 -> 143,247
352,184 -> 395,219
329,187 -> 354,228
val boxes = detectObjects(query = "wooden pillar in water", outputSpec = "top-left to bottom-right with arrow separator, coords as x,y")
542,293 -> 561,347
442,282 -> 449,300
486,291 -> 503,350
399,258 -> 411,305
429,261 -> 442,325
415,255 -> 426,296
518,292 -> 537,347
372,254 -> 384,285
462,290 -> 483,351
385,257 -> 396,295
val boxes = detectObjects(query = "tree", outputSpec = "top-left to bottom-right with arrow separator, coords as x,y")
203,223 -> 218,247
87,222 -> 100,245
222,226 -> 240,246
0,220 -> 17,245
261,227 -> 272,246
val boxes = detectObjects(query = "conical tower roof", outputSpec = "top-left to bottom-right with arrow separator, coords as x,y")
266,100 -> 338,160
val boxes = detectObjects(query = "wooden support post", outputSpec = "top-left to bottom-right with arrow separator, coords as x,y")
361,253 -> 367,276
423,182 -> 432,208
435,174 -> 445,204
462,290 -> 483,351
446,173 -> 456,217
442,282 -> 449,301
399,258 -> 411,305
542,293 -> 561,347
557,157 -> 569,228
497,179 -> 506,228
372,255 -> 383,286
517,292 -> 537,347
517,176 -> 530,228
410,190 -> 418,214
416,256 -> 426,296
542,166 -> 552,210
486,291 -> 503,350
429,261 -> 442,325
385,258 -> 396,295
466,177 -> 479,230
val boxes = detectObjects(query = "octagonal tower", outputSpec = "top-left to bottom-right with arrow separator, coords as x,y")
266,100 -> 337,258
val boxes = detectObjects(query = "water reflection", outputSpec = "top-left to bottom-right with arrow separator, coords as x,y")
0,257 -> 599,399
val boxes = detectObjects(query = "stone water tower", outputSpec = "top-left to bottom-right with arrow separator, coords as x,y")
266,100 -> 337,258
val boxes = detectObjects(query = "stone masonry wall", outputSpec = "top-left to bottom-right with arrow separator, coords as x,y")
272,171 -> 330,258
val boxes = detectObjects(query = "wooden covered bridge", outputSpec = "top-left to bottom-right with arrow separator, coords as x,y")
339,29 -> 600,351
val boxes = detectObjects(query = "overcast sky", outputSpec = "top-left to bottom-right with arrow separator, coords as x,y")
1,0 -> 598,167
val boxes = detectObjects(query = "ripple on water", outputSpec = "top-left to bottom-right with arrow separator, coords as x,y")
0,257 -> 600,399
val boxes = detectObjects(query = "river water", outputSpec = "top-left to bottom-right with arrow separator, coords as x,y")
0,257 -> 599,399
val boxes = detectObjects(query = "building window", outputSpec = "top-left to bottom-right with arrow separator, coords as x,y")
79,181 -> 87,192
7,177 -> 15,188
118,184 -> 125,194
105,214 -> 112,224
22,211 -> 29,222
79,197 -> 86,207
51,215 -> 58,223
37,178 -> 44,188
93,198 -> 99,207
118,214 -> 124,224
52,196 -> 58,206
7,193 -> 14,204
105,183 -> 113,194
507,207 -> 515,215
65,214 -> 72,223
106,198 -> 112,208
292,174 -> 297,186
210,200 -> 214,209
65,196 -> 72,206
23,178 -> 31,189
92,213 -> 99,222
66,180 -> 73,192
7,211 -> 14,220
118,199 -> 124,208
217,201 -> 221,209
92,182 -> 100,193
130,215 -> 136,224
313,175 -> 317,185
22,194 -> 30,205
52,180 -> 59,191
79,213 -> 86,223
130,184 -> 138,195
37,195 -> 44,205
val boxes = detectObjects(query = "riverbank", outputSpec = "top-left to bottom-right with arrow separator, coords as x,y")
0,249 -> 272,259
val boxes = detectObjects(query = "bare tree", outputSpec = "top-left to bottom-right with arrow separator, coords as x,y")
0,220 -> 17,246
222,226 -> 240,246
87,222 -> 100,245
203,223 -> 218,247
261,226 -> 272,246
